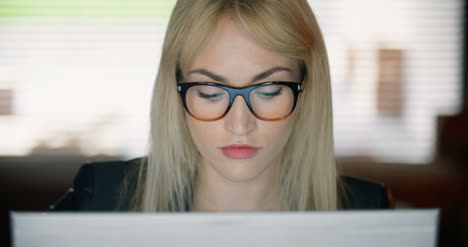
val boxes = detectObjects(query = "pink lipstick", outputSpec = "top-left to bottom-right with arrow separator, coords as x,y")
220,144 -> 260,159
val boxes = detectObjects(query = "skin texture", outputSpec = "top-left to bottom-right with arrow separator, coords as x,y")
184,14 -> 302,211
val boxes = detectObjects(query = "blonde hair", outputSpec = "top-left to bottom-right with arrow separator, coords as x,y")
130,0 -> 339,211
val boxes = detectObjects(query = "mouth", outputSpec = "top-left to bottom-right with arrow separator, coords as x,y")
220,144 -> 261,159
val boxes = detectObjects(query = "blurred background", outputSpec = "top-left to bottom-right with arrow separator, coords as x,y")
0,0 -> 467,246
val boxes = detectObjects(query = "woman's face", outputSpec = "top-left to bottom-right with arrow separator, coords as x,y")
184,15 -> 302,182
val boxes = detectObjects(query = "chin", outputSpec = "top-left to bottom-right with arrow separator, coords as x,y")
217,161 -> 271,183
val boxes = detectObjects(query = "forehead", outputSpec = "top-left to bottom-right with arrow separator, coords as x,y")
182,15 -> 300,83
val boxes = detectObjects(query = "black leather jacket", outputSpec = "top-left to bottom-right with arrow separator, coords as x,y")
50,158 -> 392,211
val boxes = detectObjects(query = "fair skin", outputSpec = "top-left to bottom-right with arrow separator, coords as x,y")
184,14 -> 302,212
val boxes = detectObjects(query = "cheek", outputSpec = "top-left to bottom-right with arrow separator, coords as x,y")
258,117 -> 295,150
186,116 -> 221,151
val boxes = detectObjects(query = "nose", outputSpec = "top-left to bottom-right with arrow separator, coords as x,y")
224,95 -> 257,136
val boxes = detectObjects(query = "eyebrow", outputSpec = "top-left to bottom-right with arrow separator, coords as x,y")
187,66 -> 293,83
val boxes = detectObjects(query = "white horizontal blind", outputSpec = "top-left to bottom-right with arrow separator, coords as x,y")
0,0 -> 176,157
0,0 -> 463,163
309,0 -> 463,163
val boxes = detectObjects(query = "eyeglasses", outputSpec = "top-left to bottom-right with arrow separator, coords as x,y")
177,81 -> 302,121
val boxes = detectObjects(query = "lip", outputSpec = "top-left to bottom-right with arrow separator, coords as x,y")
220,144 -> 261,159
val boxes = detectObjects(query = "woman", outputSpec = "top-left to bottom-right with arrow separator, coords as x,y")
51,0 -> 391,212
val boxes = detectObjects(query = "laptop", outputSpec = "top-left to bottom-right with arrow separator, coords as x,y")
11,209 -> 439,247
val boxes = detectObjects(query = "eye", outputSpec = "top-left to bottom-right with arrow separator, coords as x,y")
196,89 -> 228,103
197,91 -> 224,99
255,86 -> 283,98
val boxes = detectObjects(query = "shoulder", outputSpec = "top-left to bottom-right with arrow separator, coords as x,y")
74,158 -> 140,189
51,157 -> 142,211
340,175 -> 393,209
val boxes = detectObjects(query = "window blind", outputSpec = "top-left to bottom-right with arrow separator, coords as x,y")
0,0 -> 463,164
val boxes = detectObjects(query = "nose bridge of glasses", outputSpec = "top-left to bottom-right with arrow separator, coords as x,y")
229,85 -> 253,102
224,87 -> 254,118
224,93 -> 258,129
230,93 -> 251,110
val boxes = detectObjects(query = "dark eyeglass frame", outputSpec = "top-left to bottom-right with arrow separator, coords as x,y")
177,81 -> 303,121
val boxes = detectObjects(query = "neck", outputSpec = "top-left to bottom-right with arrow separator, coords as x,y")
191,160 -> 285,212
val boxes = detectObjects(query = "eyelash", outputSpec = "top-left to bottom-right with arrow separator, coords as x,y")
256,88 -> 282,97
197,91 -> 223,99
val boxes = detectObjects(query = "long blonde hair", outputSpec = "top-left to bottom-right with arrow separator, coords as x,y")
131,0 -> 339,211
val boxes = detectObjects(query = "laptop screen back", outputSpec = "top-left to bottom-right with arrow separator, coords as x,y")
11,209 -> 439,247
